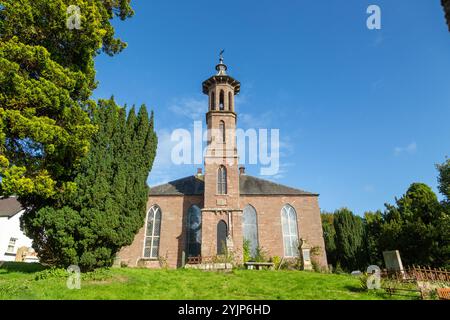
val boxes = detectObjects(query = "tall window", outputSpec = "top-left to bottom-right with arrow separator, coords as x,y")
217,220 -> 228,255
219,90 -> 225,110
187,205 -> 202,257
217,166 -> 227,194
144,206 -> 161,259
281,205 -> 299,257
7,238 -> 17,253
228,92 -> 233,111
219,121 -> 225,143
243,205 -> 259,259
211,92 -> 216,110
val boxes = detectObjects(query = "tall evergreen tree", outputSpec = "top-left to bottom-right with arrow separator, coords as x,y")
321,212 -> 337,267
0,0 -> 133,205
379,183 -> 444,267
23,98 -> 157,270
333,208 -> 367,271
364,210 -> 383,266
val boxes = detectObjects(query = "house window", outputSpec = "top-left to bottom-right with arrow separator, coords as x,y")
243,205 -> 259,259
281,205 -> 299,257
217,166 -> 227,194
7,238 -> 17,253
144,206 -> 161,259
219,121 -> 225,143
187,205 -> 202,257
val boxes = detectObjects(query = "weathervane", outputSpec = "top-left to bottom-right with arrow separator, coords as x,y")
219,49 -> 225,64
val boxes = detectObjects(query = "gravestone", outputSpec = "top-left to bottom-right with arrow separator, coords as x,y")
383,250 -> 405,278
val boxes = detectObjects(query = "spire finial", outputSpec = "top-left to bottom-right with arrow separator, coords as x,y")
219,49 -> 225,64
216,49 -> 227,75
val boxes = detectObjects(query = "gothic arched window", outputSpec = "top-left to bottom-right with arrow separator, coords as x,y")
144,206 -> 162,259
217,166 -> 227,194
219,121 -> 225,143
281,204 -> 299,257
211,92 -> 216,110
186,205 -> 202,257
228,92 -> 233,111
217,220 -> 228,255
243,205 -> 259,259
219,90 -> 225,110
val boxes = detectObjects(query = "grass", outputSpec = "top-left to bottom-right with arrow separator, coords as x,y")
0,262 -> 418,300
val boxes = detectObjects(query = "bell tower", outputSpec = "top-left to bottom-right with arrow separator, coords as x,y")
201,52 -> 243,262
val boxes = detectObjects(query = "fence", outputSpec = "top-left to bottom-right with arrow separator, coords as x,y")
382,265 -> 450,282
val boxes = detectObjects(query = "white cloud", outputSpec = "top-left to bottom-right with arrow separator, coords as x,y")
168,96 -> 206,120
147,129 -> 184,187
363,184 -> 375,193
394,142 -> 417,156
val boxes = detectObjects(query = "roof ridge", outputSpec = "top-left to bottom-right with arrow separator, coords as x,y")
243,174 -> 314,195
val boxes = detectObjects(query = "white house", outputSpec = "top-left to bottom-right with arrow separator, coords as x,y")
0,197 -> 38,263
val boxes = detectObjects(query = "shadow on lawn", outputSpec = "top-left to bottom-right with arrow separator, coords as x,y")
0,262 -> 47,274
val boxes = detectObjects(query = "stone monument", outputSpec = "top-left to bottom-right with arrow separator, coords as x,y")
300,239 -> 312,271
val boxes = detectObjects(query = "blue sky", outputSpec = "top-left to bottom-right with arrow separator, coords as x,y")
93,0 -> 450,215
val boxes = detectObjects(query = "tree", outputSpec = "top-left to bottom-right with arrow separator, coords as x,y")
380,183 -> 444,267
437,158 -> 450,203
333,208 -> 367,271
321,212 -> 336,267
22,98 -> 157,270
0,0 -> 133,203
364,211 -> 383,266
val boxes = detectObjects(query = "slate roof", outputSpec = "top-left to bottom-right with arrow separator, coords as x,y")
0,197 -> 23,218
149,175 -> 317,196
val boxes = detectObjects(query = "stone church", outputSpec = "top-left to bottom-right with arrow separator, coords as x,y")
118,57 -> 327,269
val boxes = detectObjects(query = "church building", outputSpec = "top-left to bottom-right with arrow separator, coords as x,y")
118,57 -> 328,269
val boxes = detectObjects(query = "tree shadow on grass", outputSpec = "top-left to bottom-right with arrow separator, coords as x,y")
0,262 -> 47,274
343,285 -> 366,293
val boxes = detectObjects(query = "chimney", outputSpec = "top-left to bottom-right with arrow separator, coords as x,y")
239,166 -> 246,175
197,168 -> 203,175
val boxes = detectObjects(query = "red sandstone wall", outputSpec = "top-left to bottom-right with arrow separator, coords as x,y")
240,195 -> 328,268
118,195 -> 203,268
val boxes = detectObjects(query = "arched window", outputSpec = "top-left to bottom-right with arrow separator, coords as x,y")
243,205 -> 259,259
211,92 -> 216,110
219,90 -> 225,110
144,206 -> 162,259
186,205 -> 202,257
217,166 -> 227,194
217,220 -> 228,255
219,121 -> 225,143
228,92 -> 233,111
281,205 -> 299,257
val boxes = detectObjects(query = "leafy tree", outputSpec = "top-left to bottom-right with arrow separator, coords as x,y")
0,0 -> 133,202
364,210 -> 383,266
379,183 -> 444,267
437,158 -> 450,203
321,212 -> 336,267
22,98 -> 157,271
333,208 -> 366,271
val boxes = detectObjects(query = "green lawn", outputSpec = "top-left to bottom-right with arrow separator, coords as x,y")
0,262 -> 418,300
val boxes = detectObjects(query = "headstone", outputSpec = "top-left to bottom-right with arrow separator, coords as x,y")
383,250 -> 405,279
351,270 -> 362,276
382,250 -> 404,272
